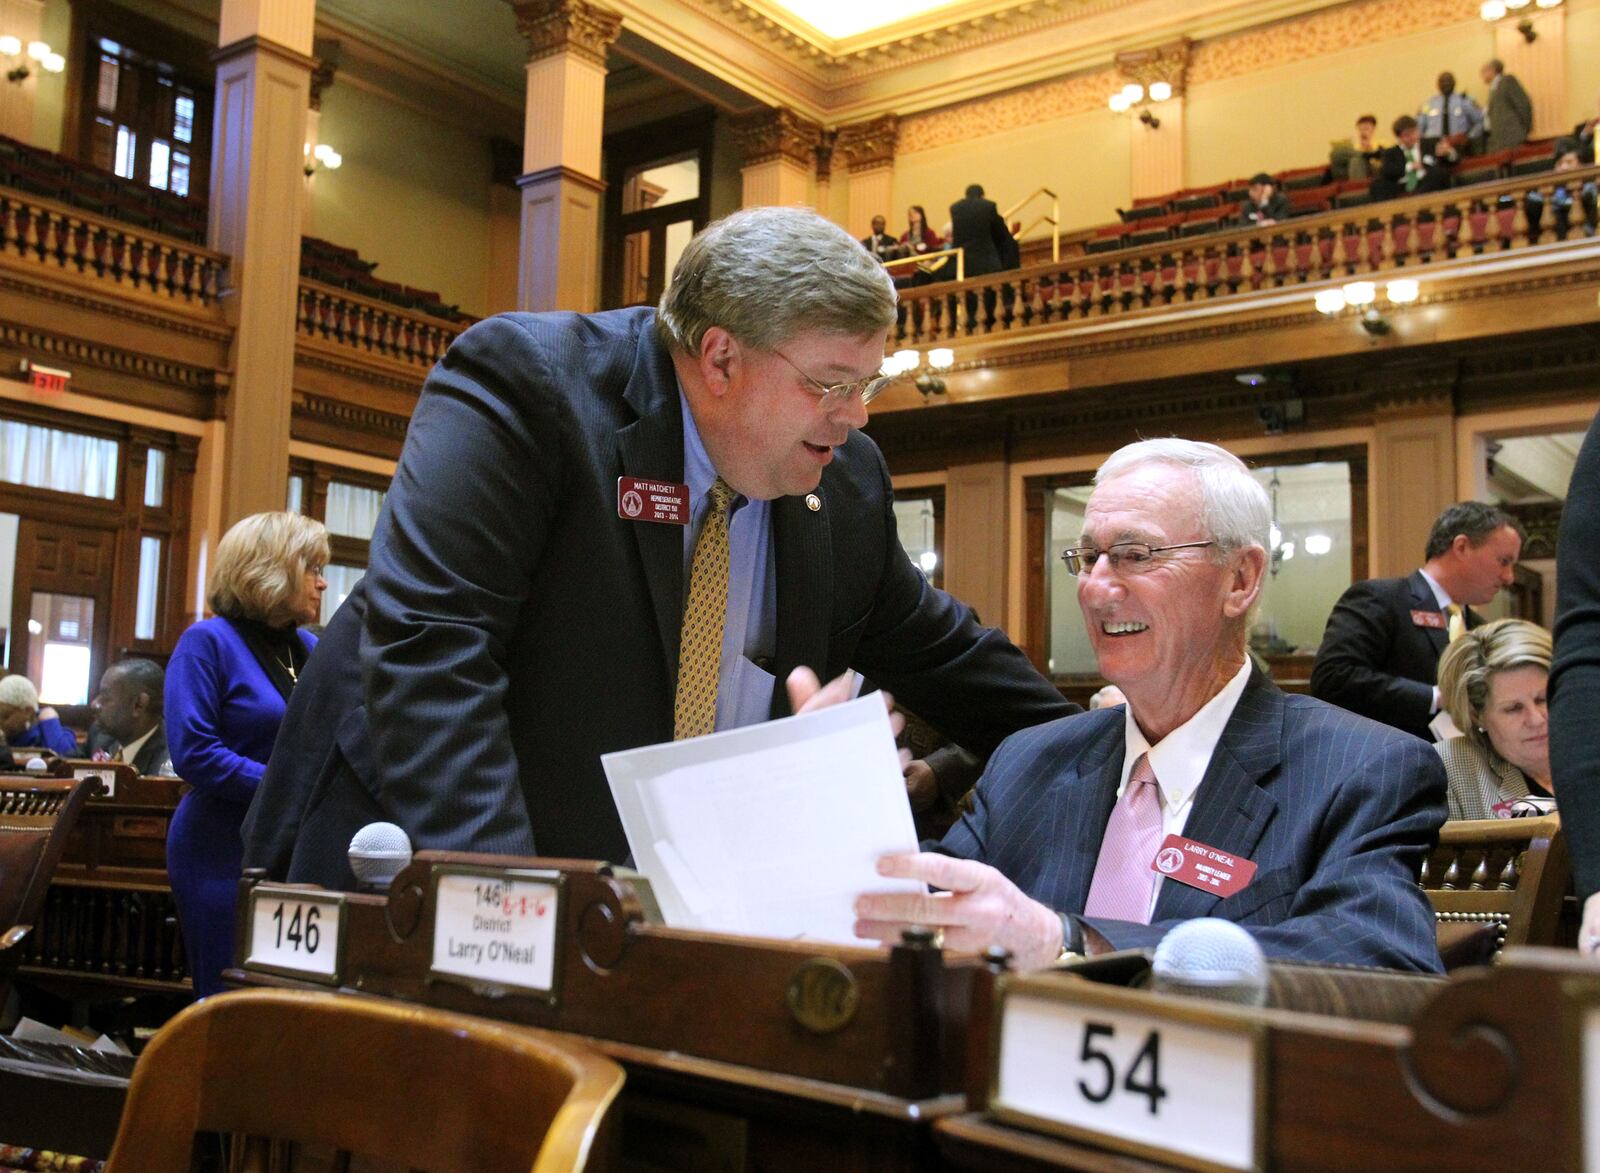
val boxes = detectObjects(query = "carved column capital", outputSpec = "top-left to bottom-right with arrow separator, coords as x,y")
815,129 -> 836,181
731,107 -> 823,169
509,0 -> 622,68
1115,37 -> 1192,98
832,114 -> 899,172
309,38 -> 339,111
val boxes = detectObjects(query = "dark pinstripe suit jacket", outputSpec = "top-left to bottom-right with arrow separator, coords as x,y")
242,308 -> 1074,889
940,671 -> 1447,972
1311,570 -> 1483,742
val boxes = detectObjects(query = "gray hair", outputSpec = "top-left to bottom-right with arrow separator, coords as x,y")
1437,618 -> 1551,757
1094,438 -> 1271,555
0,674 -> 39,711
656,206 -> 896,356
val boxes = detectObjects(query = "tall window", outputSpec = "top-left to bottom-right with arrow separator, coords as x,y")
602,112 -> 714,309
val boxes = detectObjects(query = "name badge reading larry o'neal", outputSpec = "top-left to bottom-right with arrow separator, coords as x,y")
430,866 -> 564,1002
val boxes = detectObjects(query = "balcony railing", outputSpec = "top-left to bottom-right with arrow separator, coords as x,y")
0,188 -> 225,306
297,279 -> 475,369
895,164 -> 1600,346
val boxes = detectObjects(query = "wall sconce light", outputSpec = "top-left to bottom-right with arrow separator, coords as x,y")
1481,0 -> 1559,41
1314,278 -> 1418,336
1139,108 -> 1161,130
1109,80 -> 1174,118
303,141 -> 343,175
883,347 -> 955,400
0,37 -> 64,84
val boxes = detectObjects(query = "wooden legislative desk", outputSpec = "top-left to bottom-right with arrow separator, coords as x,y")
936,945 -> 1595,1173
227,853 -> 977,1172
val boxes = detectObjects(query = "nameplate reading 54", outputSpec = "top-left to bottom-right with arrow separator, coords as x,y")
243,886 -> 345,984
991,984 -> 1262,1173
430,867 -> 563,999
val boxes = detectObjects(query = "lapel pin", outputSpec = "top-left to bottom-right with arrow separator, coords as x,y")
805,493 -> 821,512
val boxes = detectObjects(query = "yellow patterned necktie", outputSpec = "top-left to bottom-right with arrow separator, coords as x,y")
673,478 -> 737,740
1446,603 -> 1466,643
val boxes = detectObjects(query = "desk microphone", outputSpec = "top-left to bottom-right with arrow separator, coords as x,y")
1150,918 -> 1268,1007
348,821 -> 412,891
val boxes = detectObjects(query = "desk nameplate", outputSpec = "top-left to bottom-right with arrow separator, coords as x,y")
988,976 -> 1266,1173
242,885 -> 346,985
428,864 -> 564,1004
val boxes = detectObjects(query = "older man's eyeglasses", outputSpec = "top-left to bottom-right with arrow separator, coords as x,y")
1059,540 -> 1216,576
772,349 -> 898,408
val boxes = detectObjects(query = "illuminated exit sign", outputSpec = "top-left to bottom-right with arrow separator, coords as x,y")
19,359 -> 70,393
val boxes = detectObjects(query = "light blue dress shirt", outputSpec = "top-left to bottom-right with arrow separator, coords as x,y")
680,392 -> 777,731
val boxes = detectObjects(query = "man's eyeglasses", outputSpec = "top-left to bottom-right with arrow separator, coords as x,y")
772,349 -> 898,408
1059,541 -> 1216,576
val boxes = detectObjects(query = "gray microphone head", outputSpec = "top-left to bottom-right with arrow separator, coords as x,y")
23,757 -> 47,772
348,822 -> 412,890
1150,918 -> 1268,1007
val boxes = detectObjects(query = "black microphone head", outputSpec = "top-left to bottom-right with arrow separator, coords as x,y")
347,821 -> 412,890
1150,918 -> 1268,1007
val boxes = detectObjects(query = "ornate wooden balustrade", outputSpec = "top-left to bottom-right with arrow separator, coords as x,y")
0,189 -> 225,307
895,164 -> 1600,346
297,279 -> 474,370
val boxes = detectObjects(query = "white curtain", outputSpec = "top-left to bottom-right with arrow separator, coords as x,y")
0,420 -> 118,499
321,564 -> 364,625
325,481 -> 385,539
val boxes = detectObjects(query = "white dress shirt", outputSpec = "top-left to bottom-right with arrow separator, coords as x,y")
1116,658 -> 1254,917
117,725 -> 157,767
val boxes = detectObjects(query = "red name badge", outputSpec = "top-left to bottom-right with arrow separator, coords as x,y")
1150,834 -> 1257,898
1410,609 -> 1446,629
617,476 -> 689,525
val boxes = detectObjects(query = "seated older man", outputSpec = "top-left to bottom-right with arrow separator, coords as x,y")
856,439 -> 1447,973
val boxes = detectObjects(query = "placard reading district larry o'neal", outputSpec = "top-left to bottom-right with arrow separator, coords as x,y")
429,865 -> 564,1001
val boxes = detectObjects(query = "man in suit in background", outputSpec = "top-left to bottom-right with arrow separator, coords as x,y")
856,439 -> 1446,972
88,658 -> 173,775
859,214 -> 900,264
949,183 -> 1017,326
1481,59 -> 1533,154
1311,501 -> 1524,743
1371,115 -> 1452,201
1237,172 -> 1292,227
245,206 -> 1077,890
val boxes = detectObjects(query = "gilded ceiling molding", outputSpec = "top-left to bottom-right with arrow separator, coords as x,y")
898,0 -> 1480,154
1115,38 -> 1190,97
730,107 -> 824,168
508,0 -> 623,67
833,114 -> 899,172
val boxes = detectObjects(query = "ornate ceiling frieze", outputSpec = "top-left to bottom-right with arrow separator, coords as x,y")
1115,37 -> 1190,98
729,106 -> 824,167
509,0 -> 624,67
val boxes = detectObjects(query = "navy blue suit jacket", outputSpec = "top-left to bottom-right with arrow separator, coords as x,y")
243,308 -> 1075,889
940,672 -> 1447,972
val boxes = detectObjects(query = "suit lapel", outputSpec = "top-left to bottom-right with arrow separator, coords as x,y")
1151,674 -> 1282,922
1408,570 -> 1449,658
617,336 -> 688,677
1063,723 -> 1128,913
768,490 -> 833,717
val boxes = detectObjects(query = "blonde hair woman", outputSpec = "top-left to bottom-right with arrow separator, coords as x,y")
1435,617 -> 1553,819
166,511 -> 329,996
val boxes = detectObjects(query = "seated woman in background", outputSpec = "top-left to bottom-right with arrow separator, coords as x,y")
1435,618 -> 1553,819
0,673 -> 80,756
166,511 -> 328,997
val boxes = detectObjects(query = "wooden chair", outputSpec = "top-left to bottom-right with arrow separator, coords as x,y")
1421,814 -> 1571,967
104,988 -> 625,1173
0,775 -> 98,995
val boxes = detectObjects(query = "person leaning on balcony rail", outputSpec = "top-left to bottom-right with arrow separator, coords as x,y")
1523,141 -> 1599,241
1434,618 -> 1553,820
166,511 -> 328,997
0,673 -> 79,757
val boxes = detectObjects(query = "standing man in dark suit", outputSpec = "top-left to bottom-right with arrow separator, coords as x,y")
244,206 -> 1077,890
1481,59 -> 1533,154
88,658 -> 173,775
1311,502 -> 1524,743
949,183 -> 1016,327
855,439 -> 1446,973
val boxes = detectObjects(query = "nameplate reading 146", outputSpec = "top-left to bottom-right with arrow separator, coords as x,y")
243,885 -> 345,984
429,867 -> 562,1000
990,982 -> 1263,1173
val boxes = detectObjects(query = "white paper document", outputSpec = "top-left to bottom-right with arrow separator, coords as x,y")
602,695 -> 923,945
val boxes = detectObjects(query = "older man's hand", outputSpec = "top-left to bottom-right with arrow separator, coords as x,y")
854,852 -> 1063,970
1583,892 -> 1600,960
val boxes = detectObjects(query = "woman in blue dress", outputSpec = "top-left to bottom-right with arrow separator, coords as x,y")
166,511 -> 329,997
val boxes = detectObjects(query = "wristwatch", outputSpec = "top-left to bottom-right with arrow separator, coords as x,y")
1057,912 -> 1085,964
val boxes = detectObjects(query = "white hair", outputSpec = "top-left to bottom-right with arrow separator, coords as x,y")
1094,438 -> 1270,555
0,674 -> 40,710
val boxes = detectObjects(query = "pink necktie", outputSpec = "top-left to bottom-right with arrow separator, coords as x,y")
1083,753 -> 1164,923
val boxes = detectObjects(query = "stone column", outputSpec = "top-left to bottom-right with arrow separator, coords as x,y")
1117,40 -> 1190,203
814,131 -> 835,224
1496,9 -> 1567,140
0,0 -> 45,143
1370,385 -> 1456,578
509,0 -> 620,312
209,0 -> 317,525
732,107 -> 819,207
834,114 -> 898,238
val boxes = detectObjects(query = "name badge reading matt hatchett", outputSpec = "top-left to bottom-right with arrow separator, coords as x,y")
618,476 -> 689,525
430,866 -> 563,1000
